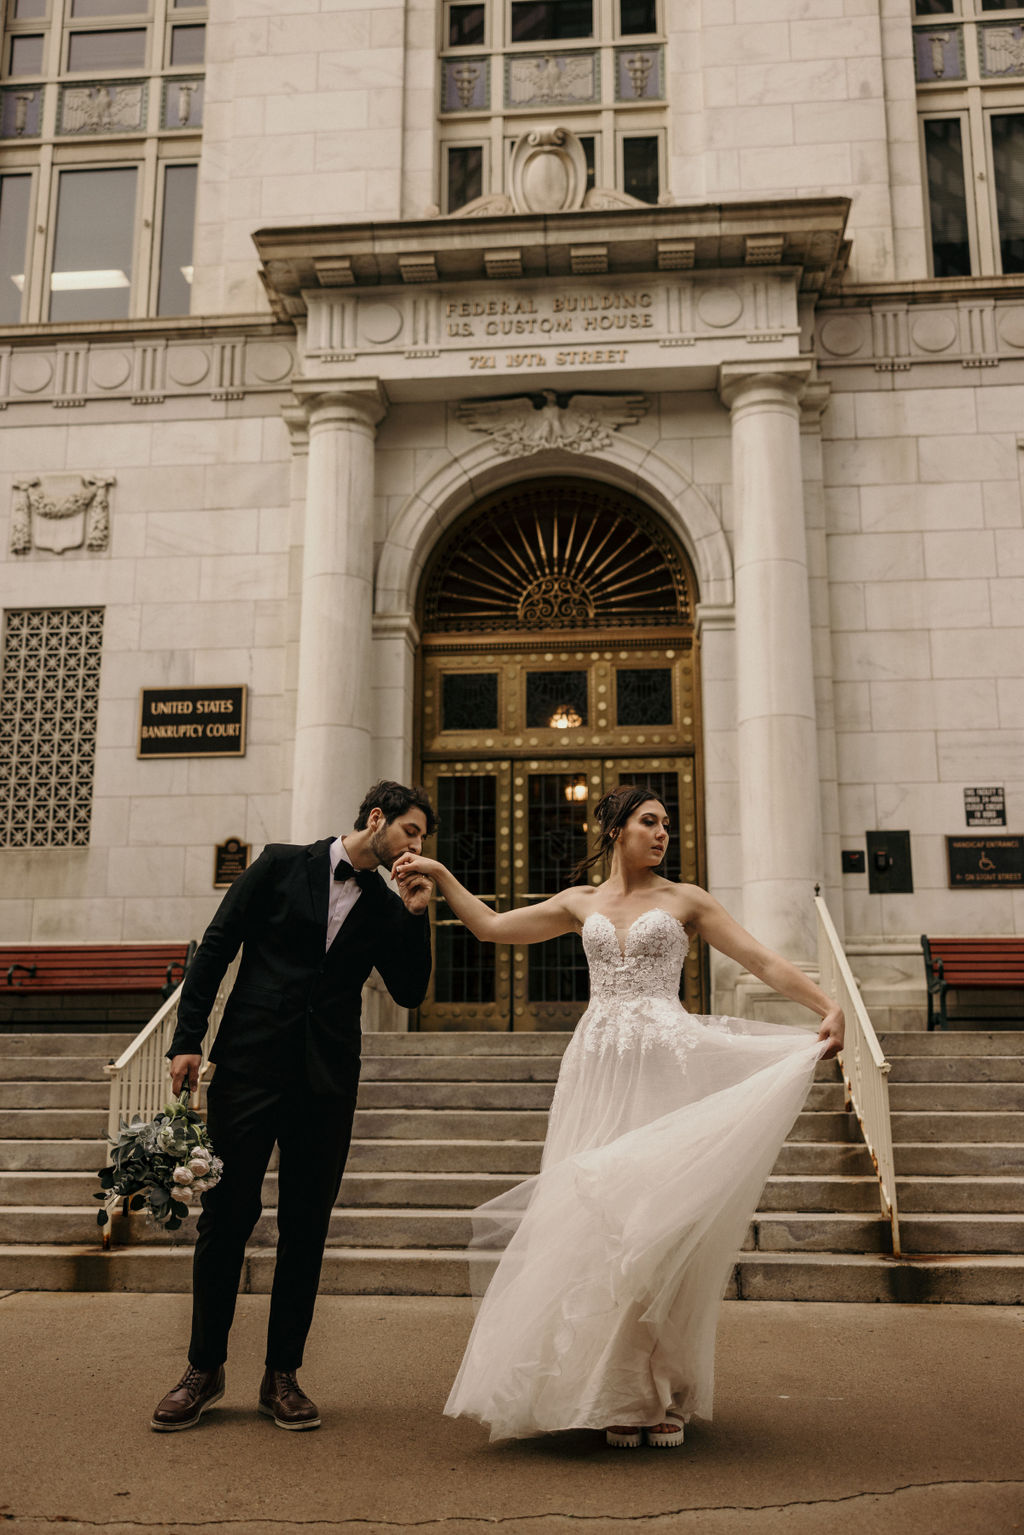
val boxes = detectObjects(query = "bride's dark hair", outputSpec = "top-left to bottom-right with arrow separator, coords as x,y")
570,785 -> 665,886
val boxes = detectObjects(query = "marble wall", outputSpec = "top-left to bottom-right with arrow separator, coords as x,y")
191,0 -> 927,315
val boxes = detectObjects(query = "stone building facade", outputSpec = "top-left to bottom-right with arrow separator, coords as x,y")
1,1 -> 1022,1030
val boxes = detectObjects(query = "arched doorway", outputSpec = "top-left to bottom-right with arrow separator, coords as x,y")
415,475 -> 705,1030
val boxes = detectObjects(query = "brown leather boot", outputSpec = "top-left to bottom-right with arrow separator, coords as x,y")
150,1364 -> 225,1432
258,1368 -> 321,1430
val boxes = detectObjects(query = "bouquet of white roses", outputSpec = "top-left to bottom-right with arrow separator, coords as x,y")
96,1088 -> 223,1234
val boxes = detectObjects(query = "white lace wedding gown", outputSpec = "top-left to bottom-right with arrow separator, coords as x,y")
444,907 -> 825,1441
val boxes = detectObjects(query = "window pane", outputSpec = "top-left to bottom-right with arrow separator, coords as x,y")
991,113 -> 1024,273
9,34 -> 44,73
981,0 -> 1024,9
510,1 -> 592,42
447,144 -> 482,212
434,775 -> 496,1004
71,0 -> 146,15
14,0 -> 48,18
169,23 -> 204,64
579,133 -> 596,192
442,672 -> 498,731
620,0 -> 656,32
525,775 -> 590,1003
156,163 -> 196,315
616,668 -> 672,727
923,118 -> 971,276
525,671 -> 587,729
67,28 -> 146,69
173,0 -> 205,8
915,0 -> 955,11
50,166 -> 135,321
623,135 -> 659,202
0,175 -> 30,324
449,2 -> 485,45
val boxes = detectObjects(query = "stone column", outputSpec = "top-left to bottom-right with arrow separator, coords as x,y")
719,361 -> 822,968
290,387 -> 386,842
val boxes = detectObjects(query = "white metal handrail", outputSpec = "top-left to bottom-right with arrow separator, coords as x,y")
814,895 -> 901,1257
105,954 -> 240,1143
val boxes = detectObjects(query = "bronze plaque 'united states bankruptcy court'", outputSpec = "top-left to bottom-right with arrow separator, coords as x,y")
137,686 -> 247,759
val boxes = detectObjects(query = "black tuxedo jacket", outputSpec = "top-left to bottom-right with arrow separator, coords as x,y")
167,838 -> 432,1096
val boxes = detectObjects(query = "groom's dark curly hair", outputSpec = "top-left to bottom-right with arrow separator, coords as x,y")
354,779 -> 436,836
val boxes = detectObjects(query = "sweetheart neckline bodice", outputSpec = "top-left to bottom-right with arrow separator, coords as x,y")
582,907 -> 688,961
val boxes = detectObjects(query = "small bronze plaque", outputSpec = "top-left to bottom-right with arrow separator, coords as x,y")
946,835 -> 1023,887
214,837 -> 250,889
138,686 -> 246,758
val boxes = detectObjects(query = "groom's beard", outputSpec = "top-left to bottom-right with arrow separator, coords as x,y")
368,824 -> 393,869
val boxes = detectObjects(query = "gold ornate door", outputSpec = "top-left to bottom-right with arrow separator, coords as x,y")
415,478 -> 705,1031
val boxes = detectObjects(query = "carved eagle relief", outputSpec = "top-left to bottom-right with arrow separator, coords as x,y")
456,392 -> 649,457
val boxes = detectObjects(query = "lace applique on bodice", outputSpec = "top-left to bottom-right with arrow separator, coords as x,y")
566,908 -> 698,1064
583,907 -> 688,1002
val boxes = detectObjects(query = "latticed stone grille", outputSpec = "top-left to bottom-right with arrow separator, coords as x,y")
0,607 -> 104,847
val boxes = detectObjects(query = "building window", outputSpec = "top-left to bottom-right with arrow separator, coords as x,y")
0,0 -> 203,321
915,0 -> 1024,274
0,607 -> 104,849
440,0 -> 664,211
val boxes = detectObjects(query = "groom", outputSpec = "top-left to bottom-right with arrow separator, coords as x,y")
151,780 -> 436,1433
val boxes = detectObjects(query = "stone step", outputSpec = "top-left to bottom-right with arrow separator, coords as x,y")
0,1033 -> 131,1056
16,1203 -> 1020,1254
12,1076 -> 1018,1114
361,1056 -> 563,1083
0,1139 -> 105,1172
892,1142 -> 1024,1177
349,1079 -> 1022,1113
359,1055 -> 843,1085
885,1056 -> 1024,1083
363,1033 -> 573,1056
878,1031 -> 1024,1056
890,1112 -> 1024,1143
345,1138 -> 543,1174
888,1083 -> 1024,1111
734,1251 -> 1024,1304
0,1205 -> 890,1253
1,1109 -> 107,1139
1,1244 -> 1022,1303
0,1057 -> 111,1082
346,1107 -> 863,1143
0,1083 -> 109,1109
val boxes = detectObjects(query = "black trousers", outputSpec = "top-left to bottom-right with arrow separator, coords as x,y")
188,1064 -> 358,1371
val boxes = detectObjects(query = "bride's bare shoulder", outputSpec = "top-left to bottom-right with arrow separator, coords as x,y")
670,882 -> 719,925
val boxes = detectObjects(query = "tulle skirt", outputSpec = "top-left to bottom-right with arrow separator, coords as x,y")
444,1003 -> 824,1441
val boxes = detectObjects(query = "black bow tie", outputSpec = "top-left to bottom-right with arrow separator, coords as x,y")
334,861 -> 374,888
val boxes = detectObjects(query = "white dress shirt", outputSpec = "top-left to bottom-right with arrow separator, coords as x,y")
326,836 -> 365,950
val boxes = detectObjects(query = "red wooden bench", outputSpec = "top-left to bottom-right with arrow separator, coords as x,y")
3,943 -> 194,1004
920,935 -> 1024,1031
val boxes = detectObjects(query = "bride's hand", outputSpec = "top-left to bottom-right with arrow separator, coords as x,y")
816,1006 -> 845,1060
392,853 -> 443,914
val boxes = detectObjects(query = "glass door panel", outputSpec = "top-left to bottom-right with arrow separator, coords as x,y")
513,767 -> 592,1029
419,762 -> 512,1030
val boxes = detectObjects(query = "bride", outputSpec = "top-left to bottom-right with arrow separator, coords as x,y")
393,785 -> 843,1449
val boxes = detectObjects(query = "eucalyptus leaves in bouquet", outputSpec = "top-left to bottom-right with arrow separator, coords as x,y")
96,1089 -> 223,1233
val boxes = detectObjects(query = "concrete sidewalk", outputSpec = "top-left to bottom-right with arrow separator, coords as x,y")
2,1293 -> 1022,1535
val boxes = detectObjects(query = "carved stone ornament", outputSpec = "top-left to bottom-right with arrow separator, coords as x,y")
456,391 -> 648,457
10,474 -> 116,555
455,125 -> 648,217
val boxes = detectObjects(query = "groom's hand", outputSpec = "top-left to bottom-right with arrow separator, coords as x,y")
393,864 -> 433,915
169,1054 -> 202,1095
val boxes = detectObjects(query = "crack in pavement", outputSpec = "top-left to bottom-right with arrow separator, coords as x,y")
4,1478 -> 1024,1528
